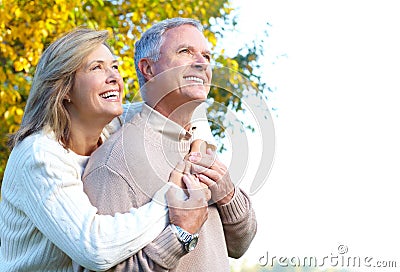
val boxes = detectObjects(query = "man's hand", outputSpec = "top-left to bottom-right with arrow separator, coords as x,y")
166,162 -> 210,234
188,148 -> 235,206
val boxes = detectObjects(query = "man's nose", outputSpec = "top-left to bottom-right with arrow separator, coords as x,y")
192,54 -> 209,70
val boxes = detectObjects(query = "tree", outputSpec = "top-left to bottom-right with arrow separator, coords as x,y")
0,0 -> 267,187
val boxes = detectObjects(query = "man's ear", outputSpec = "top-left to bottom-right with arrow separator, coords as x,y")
138,58 -> 154,81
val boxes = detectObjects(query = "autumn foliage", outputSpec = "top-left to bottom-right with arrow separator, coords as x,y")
0,0 -> 266,185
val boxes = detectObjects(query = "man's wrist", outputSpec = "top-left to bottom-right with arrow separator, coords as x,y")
170,224 -> 199,252
217,188 -> 235,206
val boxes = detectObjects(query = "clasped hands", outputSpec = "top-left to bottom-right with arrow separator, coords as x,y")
166,140 -> 235,234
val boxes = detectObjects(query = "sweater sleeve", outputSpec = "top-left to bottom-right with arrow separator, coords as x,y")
97,225 -> 187,272
217,188 -> 257,258
16,137 -> 169,271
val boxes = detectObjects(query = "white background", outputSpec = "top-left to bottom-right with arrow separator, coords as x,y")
218,0 -> 400,270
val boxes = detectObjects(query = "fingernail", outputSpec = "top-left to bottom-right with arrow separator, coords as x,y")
188,155 -> 199,162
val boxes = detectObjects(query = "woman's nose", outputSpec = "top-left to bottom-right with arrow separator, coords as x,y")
106,68 -> 122,83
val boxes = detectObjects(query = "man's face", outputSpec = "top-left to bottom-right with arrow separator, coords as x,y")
149,24 -> 212,107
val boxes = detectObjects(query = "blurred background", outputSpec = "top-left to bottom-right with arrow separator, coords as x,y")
1,0 -> 399,271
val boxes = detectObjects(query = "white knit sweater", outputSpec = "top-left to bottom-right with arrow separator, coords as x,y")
0,129 -> 170,271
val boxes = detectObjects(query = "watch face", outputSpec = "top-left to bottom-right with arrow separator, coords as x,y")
185,236 -> 199,252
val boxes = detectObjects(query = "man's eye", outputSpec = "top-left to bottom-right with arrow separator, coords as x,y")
203,54 -> 211,62
179,48 -> 191,54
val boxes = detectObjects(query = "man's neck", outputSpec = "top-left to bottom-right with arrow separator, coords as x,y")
154,101 -> 200,131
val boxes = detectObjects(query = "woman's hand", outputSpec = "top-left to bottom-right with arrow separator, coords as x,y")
166,162 -> 211,234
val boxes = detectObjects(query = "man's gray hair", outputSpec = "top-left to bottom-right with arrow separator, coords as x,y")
134,17 -> 204,88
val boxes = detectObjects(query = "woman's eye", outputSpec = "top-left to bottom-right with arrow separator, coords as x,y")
92,64 -> 101,70
112,64 -> 119,70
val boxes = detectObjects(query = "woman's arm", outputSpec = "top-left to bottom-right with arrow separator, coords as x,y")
16,134 -> 169,270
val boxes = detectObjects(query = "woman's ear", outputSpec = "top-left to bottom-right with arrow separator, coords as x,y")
138,58 -> 154,81
64,95 -> 71,103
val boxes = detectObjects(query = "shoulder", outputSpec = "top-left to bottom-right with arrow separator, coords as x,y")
6,130 -> 83,185
122,101 -> 144,122
12,131 -> 65,163
102,102 -> 144,138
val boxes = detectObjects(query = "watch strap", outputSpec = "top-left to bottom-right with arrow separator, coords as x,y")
170,224 -> 193,243
170,224 -> 199,252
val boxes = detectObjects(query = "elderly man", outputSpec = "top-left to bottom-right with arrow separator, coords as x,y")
80,17 -> 257,271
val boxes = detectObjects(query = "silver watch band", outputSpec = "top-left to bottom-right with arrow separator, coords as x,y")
170,224 -> 192,243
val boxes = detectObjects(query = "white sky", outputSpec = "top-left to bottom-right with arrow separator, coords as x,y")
218,0 -> 400,270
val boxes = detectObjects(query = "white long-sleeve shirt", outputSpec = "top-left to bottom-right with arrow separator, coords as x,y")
0,128 -> 170,272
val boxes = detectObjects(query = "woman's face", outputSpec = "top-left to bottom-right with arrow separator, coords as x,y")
68,44 -> 123,127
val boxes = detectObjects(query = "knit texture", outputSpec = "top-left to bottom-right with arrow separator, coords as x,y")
79,108 -> 257,271
0,130 -> 169,272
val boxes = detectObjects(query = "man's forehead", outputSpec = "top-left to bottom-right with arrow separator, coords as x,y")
164,25 -> 202,39
161,26 -> 208,50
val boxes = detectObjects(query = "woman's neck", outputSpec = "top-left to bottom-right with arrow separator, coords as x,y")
68,123 -> 104,156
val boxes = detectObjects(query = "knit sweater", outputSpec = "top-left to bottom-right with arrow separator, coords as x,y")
79,105 -> 257,271
0,128 -> 171,272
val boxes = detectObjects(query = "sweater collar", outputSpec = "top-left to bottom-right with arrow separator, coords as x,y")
140,103 -> 193,142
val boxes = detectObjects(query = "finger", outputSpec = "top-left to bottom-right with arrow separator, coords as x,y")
183,160 -> 191,175
166,186 -> 182,207
182,174 -> 208,202
208,158 -> 228,173
191,164 -> 221,182
190,163 -> 208,174
206,143 -> 217,152
190,139 -> 207,154
168,161 -> 185,187
181,174 -> 199,191
204,188 -> 212,202
198,182 -> 212,202
188,152 -> 215,168
206,147 -> 215,155
197,173 -> 217,187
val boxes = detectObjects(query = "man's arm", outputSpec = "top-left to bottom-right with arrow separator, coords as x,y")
217,188 -> 257,258
189,149 -> 257,258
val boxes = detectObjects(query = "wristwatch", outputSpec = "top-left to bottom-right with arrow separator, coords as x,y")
170,224 -> 199,252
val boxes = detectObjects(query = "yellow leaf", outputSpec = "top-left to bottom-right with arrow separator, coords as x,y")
15,7 -> 21,18
16,108 -> 24,116
14,60 -> 24,72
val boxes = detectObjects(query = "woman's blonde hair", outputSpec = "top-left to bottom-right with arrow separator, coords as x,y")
8,28 -> 111,149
